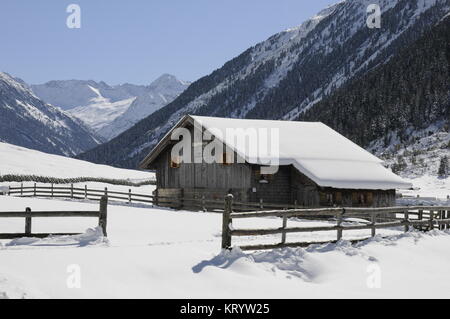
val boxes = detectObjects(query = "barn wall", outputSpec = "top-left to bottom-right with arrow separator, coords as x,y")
248,165 -> 292,204
154,142 -> 252,190
309,188 -> 396,208
290,166 -> 320,206
289,167 -> 396,208
153,136 -> 397,209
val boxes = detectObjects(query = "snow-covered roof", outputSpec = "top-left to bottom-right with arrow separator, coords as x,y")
141,115 -> 412,190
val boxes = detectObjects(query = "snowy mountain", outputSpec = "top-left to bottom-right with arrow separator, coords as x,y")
0,72 -> 100,156
369,122 -> 450,179
97,74 -> 190,140
31,80 -> 147,111
33,75 -> 189,140
301,12 -> 449,178
77,0 -> 449,169
67,87 -> 136,133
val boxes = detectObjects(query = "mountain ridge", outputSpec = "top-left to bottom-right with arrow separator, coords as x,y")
77,0 -> 450,169
0,72 -> 100,156
33,74 -> 190,140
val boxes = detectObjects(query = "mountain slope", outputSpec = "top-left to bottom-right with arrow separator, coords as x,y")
0,72 -> 100,156
31,80 -> 147,111
77,0 -> 450,168
97,74 -> 190,140
0,141 -> 153,180
67,86 -> 136,132
299,14 -> 450,177
34,75 -> 189,141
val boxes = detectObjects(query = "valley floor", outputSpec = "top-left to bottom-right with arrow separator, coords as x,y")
1,193 -> 450,299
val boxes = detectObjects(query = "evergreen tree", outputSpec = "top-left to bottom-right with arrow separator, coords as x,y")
438,156 -> 448,177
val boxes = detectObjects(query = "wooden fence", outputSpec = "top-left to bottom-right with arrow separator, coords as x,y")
221,194 -> 450,251
0,196 -> 108,239
5,183 -> 301,212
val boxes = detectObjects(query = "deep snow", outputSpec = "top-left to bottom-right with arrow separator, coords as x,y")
0,195 -> 449,299
0,141 -> 154,181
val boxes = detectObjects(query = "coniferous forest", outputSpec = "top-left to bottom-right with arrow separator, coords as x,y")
299,16 -> 450,149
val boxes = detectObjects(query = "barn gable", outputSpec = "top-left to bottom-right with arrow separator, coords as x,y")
140,115 -> 412,191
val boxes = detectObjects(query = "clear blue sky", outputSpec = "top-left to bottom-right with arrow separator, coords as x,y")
1,0 -> 338,85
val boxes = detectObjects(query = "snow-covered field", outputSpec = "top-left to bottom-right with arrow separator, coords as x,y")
1,195 -> 450,299
1,140 -> 449,299
398,175 -> 450,206
402,175 -> 450,199
0,142 -> 154,182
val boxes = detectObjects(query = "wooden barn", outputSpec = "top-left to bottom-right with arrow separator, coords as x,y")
139,115 -> 411,208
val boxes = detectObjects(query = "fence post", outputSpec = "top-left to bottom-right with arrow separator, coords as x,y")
441,210 -> 446,230
99,196 -> 108,237
21,182 -> 23,196
71,183 -> 74,199
337,208 -> 344,241
154,191 -> 158,207
128,189 -> 132,204
51,183 -> 54,198
222,194 -> 233,250
446,210 -> 450,230
418,209 -> 423,231
371,213 -> 376,237
25,207 -> 32,235
85,185 -> 87,199
202,195 -> 206,212
281,214 -> 287,244
429,210 -> 434,230
259,198 -> 264,210
104,187 -> 108,200
404,209 -> 409,232
34,183 -> 36,197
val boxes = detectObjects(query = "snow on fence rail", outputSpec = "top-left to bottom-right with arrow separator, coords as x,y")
5,183 -> 301,212
0,174 -> 156,186
0,196 -> 108,239
221,195 -> 450,251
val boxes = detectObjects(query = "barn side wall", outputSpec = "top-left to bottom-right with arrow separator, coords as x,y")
154,148 -> 252,190
153,140 -> 396,208
248,165 -> 292,204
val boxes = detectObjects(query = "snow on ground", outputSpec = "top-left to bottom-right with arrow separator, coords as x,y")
0,142 -> 154,182
397,175 -> 450,206
402,175 -> 450,199
1,195 -> 450,299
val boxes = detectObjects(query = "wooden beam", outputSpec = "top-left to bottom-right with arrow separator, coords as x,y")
221,194 -> 233,250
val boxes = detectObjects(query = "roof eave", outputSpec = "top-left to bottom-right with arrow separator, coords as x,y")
138,115 -> 194,169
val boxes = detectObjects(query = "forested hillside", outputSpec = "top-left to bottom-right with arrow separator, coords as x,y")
76,0 -> 449,169
299,14 -> 449,176
299,14 -> 449,148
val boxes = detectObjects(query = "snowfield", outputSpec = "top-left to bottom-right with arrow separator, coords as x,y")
1,195 -> 450,299
0,140 -> 449,299
0,142 -> 154,182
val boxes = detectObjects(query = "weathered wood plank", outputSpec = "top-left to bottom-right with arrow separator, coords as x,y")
0,233 -> 82,239
0,211 -> 99,218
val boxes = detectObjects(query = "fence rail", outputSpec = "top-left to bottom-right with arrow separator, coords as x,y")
0,196 -> 108,239
5,183 -> 303,212
221,194 -> 450,251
